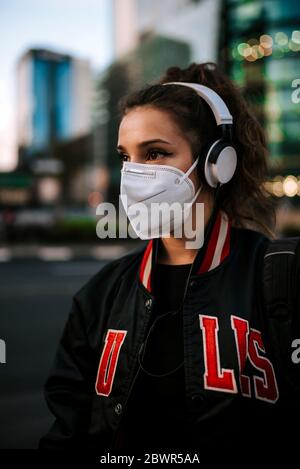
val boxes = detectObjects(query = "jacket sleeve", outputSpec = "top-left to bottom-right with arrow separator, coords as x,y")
38,295 -> 96,449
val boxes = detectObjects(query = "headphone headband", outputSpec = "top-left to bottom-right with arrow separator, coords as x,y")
162,81 -> 233,126
162,80 -> 237,188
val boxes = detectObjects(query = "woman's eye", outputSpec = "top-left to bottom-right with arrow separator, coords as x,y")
117,150 -> 171,162
147,150 -> 170,161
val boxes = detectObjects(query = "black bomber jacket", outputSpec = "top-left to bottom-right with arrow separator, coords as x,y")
39,209 -> 300,454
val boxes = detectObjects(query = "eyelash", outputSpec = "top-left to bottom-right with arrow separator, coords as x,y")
117,149 -> 172,162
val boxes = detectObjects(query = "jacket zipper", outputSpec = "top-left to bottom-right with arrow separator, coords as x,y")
108,341 -> 144,450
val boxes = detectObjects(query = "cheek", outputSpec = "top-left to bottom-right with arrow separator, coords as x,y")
194,161 -> 207,187
190,172 -> 200,190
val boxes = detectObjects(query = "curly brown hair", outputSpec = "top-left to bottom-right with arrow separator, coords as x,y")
118,62 -> 276,238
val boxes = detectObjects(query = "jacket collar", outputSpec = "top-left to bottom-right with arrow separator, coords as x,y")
139,209 -> 231,293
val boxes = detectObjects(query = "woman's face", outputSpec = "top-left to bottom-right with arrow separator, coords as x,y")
117,105 -> 200,193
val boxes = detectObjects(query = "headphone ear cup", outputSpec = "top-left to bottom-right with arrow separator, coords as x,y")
205,140 -> 237,188
197,140 -> 214,186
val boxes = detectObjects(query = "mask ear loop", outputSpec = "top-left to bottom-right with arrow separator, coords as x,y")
190,182 -> 202,204
177,155 -> 200,185
179,155 -> 202,208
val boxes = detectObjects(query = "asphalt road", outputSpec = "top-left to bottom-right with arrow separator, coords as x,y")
0,258 -> 107,449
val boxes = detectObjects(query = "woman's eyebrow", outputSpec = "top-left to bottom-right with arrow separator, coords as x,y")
117,139 -> 172,150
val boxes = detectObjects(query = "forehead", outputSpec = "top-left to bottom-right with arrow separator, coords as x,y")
118,106 -> 184,141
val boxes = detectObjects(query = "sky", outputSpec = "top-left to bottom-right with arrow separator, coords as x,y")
0,0 -> 114,171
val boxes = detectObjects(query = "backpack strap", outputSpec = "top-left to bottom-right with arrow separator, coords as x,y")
263,237 -> 300,320
262,236 -> 300,394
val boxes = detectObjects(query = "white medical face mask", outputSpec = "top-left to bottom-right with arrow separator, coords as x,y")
120,155 -> 202,239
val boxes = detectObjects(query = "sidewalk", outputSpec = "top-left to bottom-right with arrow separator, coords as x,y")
0,241 -> 143,262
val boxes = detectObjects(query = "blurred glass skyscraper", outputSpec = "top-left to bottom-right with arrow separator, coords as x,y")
17,49 -> 92,168
220,0 -> 300,202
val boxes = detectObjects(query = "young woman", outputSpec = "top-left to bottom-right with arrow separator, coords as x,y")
39,62 -> 299,459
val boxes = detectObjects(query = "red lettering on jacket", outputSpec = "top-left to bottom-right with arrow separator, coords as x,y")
231,316 -> 251,397
95,329 -> 127,397
199,314 -> 279,403
199,315 -> 238,393
248,328 -> 279,403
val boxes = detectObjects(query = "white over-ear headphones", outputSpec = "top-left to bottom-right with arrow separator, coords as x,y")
162,81 -> 237,188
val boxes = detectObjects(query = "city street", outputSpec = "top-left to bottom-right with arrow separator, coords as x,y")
0,257 -> 108,449
1,0 -> 299,457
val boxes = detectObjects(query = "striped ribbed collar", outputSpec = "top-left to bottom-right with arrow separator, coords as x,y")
139,209 -> 231,293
